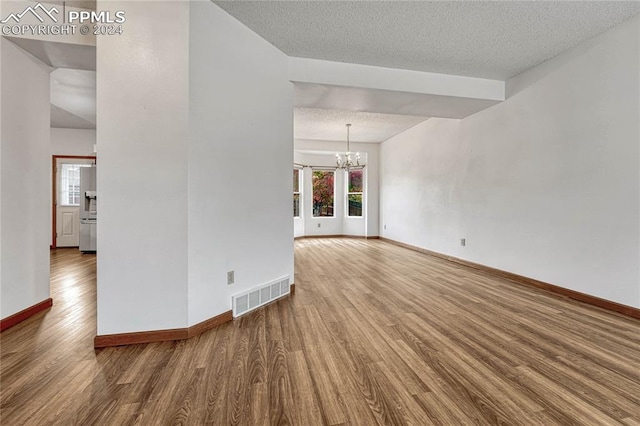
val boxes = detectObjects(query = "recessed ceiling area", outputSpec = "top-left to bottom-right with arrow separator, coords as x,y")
214,1 -> 640,80
294,82 -> 502,119
295,108 -> 427,143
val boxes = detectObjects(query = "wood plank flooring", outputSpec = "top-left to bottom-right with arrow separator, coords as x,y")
1,239 -> 640,425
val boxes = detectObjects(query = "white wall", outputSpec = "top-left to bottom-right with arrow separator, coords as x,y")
96,1 -> 190,334
1,38 -> 51,319
1,12 -> 3,314
295,140 -> 379,238
381,119 -> 463,250
187,2 -> 294,325
51,128 -> 95,156
96,1 -> 296,334
381,16 -> 640,308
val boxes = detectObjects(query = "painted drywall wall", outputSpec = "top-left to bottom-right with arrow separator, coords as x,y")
51,128 -> 95,156
0,3 -> 3,308
380,118 -> 464,249
380,16 -> 640,308
96,1 -> 190,334
1,38 -> 51,319
96,1 -> 296,332
295,140 -> 380,237
187,2 -> 294,325
1,1 -> 4,306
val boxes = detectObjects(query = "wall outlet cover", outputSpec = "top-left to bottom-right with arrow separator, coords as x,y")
227,270 -> 234,285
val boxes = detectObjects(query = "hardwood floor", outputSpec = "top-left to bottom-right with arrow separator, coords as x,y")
2,239 -> 640,425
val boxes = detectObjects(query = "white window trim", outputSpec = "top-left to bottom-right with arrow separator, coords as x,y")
311,168 -> 336,218
59,163 -> 92,207
346,168 -> 364,218
293,168 -> 302,218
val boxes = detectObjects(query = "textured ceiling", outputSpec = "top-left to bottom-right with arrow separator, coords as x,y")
295,108 -> 427,143
214,1 -> 640,80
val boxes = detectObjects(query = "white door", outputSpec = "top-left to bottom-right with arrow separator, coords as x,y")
55,159 -> 94,247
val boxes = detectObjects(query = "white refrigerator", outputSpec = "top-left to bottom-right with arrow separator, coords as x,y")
79,167 -> 97,252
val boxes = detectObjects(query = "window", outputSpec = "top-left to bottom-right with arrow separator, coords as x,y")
312,170 -> 334,217
293,168 -> 301,217
60,164 -> 91,206
347,169 -> 363,217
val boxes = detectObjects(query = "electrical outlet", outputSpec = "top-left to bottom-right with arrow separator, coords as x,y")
384,224 -> 387,230
317,223 -> 321,228
461,238 -> 466,247
227,270 -> 234,285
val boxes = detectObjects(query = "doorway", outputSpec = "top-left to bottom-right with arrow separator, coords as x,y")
52,156 -> 96,248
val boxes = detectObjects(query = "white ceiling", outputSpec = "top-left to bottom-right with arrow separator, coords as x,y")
11,1 -> 639,138
217,1 -> 640,145
295,82 -> 501,119
295,108 -> 427,143
5,37 -> 95,71
6,37 -> 96,130
214,1 -> 640,80
51,104 -> 95,129
50,68 -> 96,129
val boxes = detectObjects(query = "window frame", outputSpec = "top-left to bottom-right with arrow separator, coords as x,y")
293,168 -> 302,218
346,167 -> 364,218
59,163 -> 91,207
311,168 -> 335,218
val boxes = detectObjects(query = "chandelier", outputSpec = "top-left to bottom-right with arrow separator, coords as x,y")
336,123 -> 362,169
